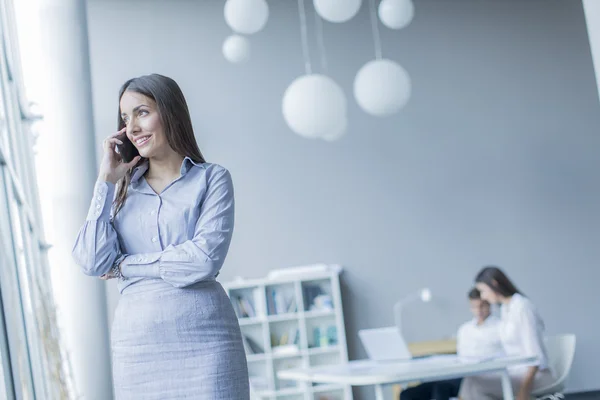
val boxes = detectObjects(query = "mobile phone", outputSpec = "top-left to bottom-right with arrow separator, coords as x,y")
116,133 -> 139,163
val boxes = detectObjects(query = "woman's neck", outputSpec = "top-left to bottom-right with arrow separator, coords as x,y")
499,294 -> 514,305
146,150 -> 184,181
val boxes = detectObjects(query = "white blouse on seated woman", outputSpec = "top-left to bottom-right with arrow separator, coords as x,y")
500,293 -> 553,377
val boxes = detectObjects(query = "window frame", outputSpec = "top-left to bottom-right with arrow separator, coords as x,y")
0,0 -> 56,397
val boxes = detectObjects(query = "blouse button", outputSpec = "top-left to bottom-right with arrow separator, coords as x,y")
152,237 -> 158,243
150,210 -> 156,215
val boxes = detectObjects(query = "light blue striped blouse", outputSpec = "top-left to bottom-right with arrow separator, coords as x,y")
71,157 -> 235,293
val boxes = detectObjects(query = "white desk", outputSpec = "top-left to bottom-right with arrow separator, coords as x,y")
277,355 -> 537,400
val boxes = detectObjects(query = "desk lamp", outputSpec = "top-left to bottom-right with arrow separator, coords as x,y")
393,288 -> 432,337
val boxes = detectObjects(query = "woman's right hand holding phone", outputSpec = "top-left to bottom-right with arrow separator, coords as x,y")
99,128 -> 141,184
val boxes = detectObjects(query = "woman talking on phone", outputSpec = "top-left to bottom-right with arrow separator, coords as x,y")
72,74 -> 249,399
459,266 -> 554,400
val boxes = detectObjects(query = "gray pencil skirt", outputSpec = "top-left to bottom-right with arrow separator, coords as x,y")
111,279 -> 249,399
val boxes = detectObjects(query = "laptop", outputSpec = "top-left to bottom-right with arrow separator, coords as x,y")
358,326 -> 413,362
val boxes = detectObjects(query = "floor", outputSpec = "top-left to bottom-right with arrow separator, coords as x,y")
566,392 -> 600,400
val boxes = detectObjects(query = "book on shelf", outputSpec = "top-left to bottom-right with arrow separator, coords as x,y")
242,334 -> 264,354
267,288 -> 297,315
272,326 -> 299,349
287,297 -> 296,314
232,287 -> 264,318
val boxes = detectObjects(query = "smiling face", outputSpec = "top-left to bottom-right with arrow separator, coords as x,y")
119,91 -> 168,159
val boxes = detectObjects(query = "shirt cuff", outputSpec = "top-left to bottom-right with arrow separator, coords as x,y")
120,253 -> 162,279
86,180 -> 116,222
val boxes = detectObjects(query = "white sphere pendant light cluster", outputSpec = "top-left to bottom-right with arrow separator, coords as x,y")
222,0 -> 269,64
282,0 -> 415,140
220,0 -> 415,140
318,0 -> 414,118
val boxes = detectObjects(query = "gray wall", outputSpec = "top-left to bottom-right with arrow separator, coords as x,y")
87,0 -> 600,397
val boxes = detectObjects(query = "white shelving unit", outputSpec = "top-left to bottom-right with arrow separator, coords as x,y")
222,265 -> 353,400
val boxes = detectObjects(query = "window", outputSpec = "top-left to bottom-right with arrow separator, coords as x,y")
0,0 -> 66,398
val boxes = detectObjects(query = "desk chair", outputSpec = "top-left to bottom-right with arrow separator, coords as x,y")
532,334 -> 576,400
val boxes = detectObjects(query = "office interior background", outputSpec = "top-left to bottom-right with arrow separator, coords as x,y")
0,0 -> 599,399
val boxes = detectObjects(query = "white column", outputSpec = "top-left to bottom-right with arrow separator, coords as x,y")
583,0 -> 600,102
37,0 -> 113,399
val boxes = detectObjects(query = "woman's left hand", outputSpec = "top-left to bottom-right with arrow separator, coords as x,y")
99,271 -> 116,280
100,259 -> 124,280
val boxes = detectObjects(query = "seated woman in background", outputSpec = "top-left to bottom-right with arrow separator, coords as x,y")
459,266 -> 554,400
400,287 -> 502,400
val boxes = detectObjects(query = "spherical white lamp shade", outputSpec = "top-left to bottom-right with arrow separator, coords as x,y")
282,74 -> 347,139
322,117 -> 348,142
222,35 -> 251,64
420,288 -> 432,302
314,0 -> 362,23
378,0 -> 414,30
224,0 -> 269,35
354,58 -> 411,116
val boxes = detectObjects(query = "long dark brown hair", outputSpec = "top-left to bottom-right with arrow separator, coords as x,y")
113,74 -> 205,214
475,266 -> 521,298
